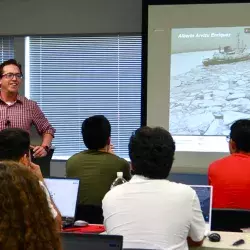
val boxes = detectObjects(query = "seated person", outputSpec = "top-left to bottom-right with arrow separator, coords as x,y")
0,128 -> 62,230
102,126 -> 205,250
209,119 -> 250,209
0,161 -> 62,250
66,115 -> 131,223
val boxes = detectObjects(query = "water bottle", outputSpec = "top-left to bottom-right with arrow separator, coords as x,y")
110,172 -> 127,189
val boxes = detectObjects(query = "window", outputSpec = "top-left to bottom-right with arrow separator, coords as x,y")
25,35 -> 142,160
0,37 -> 14,62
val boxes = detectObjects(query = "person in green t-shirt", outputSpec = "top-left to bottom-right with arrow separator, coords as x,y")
66,115 -> 131,210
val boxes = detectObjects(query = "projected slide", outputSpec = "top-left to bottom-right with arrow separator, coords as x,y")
170,26 -> 250,137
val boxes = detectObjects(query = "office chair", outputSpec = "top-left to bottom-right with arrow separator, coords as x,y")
75,204 -> 104,224
211,208 -> 250,232
30,147 -> 54,177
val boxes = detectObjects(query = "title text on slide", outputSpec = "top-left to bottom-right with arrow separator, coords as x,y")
178,33 -> 231,38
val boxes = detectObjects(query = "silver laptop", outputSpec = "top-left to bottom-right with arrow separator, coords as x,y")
190,185 -> 213,232
44,177 -> 80,225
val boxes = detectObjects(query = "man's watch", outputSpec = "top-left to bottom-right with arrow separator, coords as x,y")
42,145 -> 50,153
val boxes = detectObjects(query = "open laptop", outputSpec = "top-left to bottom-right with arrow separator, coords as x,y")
61,233 -> 123,250
44,177 -> 80,226
190,185 -> 213,232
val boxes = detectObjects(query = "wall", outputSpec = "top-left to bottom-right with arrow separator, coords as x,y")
0,0 -> 142,35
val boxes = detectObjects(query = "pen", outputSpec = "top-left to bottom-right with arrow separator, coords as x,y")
232,239 -> 245,246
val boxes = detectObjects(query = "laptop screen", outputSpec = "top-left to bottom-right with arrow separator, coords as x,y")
190,185 -> 212,228
44,178 -> 80,218
61,233 -> 123,250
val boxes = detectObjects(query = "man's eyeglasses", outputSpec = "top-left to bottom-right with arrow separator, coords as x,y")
226,135 -> 231,142
2,73 -> 23,80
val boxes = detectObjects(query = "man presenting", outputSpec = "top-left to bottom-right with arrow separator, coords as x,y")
0,59 -> 55,158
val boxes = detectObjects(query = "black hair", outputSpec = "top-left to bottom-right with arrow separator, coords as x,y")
0,128 -> 30,161
81,115 -> 111,150
129,126 -> 175,179
230,119 -> 250,153
0,59 -> 23,78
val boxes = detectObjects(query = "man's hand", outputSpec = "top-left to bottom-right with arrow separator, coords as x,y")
32,145 -> 48,158
29,162 -> 44,181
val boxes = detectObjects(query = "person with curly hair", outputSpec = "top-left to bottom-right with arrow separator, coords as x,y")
0,127 -> 62,229
0,161 -> 62,250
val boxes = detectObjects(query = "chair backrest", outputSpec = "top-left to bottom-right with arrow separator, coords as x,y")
61,233 -> 123,250
31,148 -> 54,177
75,204 -> 104,224
212,208 -> 250,232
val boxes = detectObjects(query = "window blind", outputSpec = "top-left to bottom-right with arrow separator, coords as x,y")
26,35 -> 142,160
0,37 -> 14,63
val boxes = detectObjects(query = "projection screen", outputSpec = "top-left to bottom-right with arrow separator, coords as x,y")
145,2 -> 250,172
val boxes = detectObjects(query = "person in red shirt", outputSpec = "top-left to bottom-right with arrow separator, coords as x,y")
208,119 -> 250,209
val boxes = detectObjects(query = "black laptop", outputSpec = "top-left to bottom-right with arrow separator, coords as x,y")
61,233 -> 123,250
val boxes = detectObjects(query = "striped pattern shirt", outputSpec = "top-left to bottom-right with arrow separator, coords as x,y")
0,94 -> 55,136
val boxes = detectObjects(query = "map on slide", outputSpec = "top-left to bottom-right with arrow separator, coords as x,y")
170,26 -> 250,136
